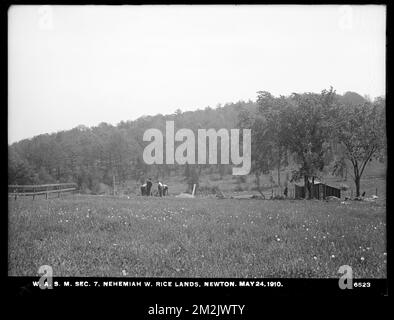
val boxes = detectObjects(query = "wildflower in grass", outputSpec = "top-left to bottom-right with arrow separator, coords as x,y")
313,256 -> 317,260
361,257 -> 365,262
122,269 -> 127,276
331,255 -> 335,258
383,252 -> 387,256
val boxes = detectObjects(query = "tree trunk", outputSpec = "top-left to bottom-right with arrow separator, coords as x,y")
304,175 -> 310,199
352,160 -> 361,198
311,176 -> 315,199
113,175 -> 116,196
255,172 -> 260,190
277,165 -> 281,187
355,176 -> 361,197
255,172 -> 265,198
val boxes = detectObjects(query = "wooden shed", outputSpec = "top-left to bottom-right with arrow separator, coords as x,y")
294,182 -> 340,200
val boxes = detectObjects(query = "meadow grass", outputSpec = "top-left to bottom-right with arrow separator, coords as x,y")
8,194 -> 386,278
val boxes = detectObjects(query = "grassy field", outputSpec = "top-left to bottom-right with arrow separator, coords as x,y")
8,193 -> 386,278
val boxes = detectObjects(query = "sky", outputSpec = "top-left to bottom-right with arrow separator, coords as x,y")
8,5 -> 386,144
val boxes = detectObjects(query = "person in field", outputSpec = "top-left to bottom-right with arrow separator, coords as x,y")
158,181 -> 169,197
141,178 -> 153,196
140,183 -> 147,196
163,184 -> 168,196
146,178 -> 152,196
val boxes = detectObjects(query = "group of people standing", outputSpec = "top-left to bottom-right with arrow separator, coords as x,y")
140,178 -> 168,197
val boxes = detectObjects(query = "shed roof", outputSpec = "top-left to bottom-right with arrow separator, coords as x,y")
294,181 -> 340,190
294,178 -> 322,187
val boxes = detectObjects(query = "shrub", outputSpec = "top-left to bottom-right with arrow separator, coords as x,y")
98,183 -> 111,194
123,186 -> 135,195
339,183 -> 350,191
271,195 -> 285,200
82,187 -> 92,194
198,185 -> 220,195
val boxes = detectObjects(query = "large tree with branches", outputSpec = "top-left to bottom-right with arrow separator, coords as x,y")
281,88 -> 339,199
334,98 -> 385,197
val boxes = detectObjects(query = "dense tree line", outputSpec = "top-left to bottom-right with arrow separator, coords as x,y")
8,101 -> 252,193
239,89 -> 386,197
8,90 -> 385,197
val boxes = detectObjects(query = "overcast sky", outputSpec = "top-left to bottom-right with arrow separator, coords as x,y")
8,5 -> 386,144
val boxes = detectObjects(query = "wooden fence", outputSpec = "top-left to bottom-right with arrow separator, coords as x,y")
8,183 -> 78,200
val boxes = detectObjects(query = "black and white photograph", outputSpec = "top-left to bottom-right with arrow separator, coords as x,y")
6,4 -> 387,297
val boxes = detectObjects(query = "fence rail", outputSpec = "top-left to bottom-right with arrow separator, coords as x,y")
8,183 -> 77,200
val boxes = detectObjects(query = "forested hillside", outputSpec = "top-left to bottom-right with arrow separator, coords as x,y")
8,90 -> 385,197
8,100 -> 255,190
